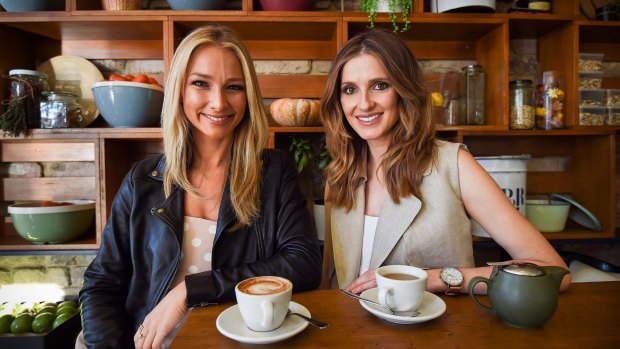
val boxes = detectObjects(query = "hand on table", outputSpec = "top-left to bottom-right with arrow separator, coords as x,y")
134,281 -> 189,349
346,269 -> 377,294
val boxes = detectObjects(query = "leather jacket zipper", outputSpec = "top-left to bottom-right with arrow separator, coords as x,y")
150,206 -> 181,306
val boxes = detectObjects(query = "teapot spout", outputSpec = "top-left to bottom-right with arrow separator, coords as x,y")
544,266 -> 570,288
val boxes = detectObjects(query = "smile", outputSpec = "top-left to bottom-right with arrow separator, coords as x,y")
356,113 -> 381,123
202,113 -> 233,122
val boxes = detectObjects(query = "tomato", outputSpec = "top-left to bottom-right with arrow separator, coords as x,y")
124,74 -> 135,81
109,73 -> 127,81
132,74 -> 149,84
148,77 -> 160,86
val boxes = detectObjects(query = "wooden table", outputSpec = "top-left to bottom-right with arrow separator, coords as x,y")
170,282 -> 620,348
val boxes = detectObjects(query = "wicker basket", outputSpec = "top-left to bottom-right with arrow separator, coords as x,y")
102,0 -> 141,10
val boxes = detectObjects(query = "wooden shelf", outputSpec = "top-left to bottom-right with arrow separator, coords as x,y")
0,0 -> 618,253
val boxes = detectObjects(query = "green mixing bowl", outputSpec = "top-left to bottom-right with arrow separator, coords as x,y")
8,200 -> 95,244
525,199 -> 570,233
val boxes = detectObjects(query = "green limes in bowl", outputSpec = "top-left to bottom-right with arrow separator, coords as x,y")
52,313 -> 73,329
57,301 -> 77,309
10,313 -> 34,334
32,312 -> 55,333
36,306 -> 57,316
0,314 -> 15,334
56,305 -> 78,317
39,301 -> 58,309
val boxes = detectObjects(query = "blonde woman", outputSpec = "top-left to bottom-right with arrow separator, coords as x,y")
79,25 -> 321,349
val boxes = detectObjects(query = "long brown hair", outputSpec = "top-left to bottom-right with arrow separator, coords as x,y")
161,25 -> 268,226
320,28 -> 436,211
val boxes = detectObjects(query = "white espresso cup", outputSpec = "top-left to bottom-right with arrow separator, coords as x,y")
375,265 -> 428,313
235,276 -> 293,332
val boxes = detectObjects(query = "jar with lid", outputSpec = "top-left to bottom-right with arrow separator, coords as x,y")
509,79 -> 534,130
40,91 -> 83,128
8,69 -> 49,129
534,71 -> 565,130
462,64 -> 485,125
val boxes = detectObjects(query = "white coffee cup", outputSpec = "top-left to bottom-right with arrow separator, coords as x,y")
375,265 -> 428,313
235,276 -> 293,332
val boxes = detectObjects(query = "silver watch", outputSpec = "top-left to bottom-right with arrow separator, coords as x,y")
440,267 -> 464,296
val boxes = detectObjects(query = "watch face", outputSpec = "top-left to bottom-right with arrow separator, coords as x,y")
441,267 -> 464,286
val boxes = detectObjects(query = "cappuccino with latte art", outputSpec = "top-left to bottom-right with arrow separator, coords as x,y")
235,276 -> 293,331
238,276 -> 291,295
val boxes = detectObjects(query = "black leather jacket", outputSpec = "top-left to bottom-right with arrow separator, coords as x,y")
79,150 -> 321,348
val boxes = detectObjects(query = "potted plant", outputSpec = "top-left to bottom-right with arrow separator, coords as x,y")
360,0 -> 414,32
289,135 -> 331,241
289,136 -> 330,174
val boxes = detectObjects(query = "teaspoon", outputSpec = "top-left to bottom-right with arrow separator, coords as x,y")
339,289 -> 421,317
287,309 -> 329,329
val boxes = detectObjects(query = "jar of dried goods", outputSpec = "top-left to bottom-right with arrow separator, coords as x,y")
8,69 -> 49,129
509,79 -> 534,130
534,71 -> 565,130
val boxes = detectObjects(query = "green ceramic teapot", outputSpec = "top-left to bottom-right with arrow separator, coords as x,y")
468,263 -> 569,328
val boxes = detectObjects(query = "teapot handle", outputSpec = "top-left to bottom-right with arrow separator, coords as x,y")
468,276 -> 494,314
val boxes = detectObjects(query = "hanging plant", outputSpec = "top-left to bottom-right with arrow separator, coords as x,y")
360,0 -> 414,32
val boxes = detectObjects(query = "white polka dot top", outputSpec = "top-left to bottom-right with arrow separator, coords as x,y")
170,216 -> 217,288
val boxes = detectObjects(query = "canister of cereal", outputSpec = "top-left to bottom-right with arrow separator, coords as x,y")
509,79 -> 534,130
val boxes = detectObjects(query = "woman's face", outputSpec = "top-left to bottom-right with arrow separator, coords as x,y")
183,44 -> 247,143
339,53 -> 400,148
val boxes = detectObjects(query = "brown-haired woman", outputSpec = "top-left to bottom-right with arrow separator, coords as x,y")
320,28 -> 569,296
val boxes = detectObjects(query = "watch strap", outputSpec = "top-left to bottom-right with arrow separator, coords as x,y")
445,283 -> 462,296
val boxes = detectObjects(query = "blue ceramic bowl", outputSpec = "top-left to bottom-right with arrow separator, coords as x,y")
92,81 -> 164,127
167,0 -> 226,10
0,0 -> 64,11
8,200 -> 96,244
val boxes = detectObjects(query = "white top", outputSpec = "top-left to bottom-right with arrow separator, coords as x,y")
170,216 -> 216,288
359,215 -> 379,275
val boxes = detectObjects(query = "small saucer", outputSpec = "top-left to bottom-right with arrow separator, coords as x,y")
216,301 -> 310,344
359,288 -> 446,324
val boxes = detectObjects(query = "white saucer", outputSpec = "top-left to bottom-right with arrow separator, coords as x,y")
216,301 -> 310,344
359,288 -> 446,324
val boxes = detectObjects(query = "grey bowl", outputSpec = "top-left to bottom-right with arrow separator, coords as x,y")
0,0 -> 64,11
167,0 -> 226,10
92,81 -> 164,128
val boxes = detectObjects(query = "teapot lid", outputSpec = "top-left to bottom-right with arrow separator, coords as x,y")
502,263 -> 545,276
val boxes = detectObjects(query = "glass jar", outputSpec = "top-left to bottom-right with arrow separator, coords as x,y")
509,79 -> 534,130
534,71 -> 565,130
8,69 -> 49,128
462,64 -> 485,125
40,91 -> 83,128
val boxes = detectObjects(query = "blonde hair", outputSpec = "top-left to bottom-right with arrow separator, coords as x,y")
161,24 -> 268,226
321,28 -> 436,211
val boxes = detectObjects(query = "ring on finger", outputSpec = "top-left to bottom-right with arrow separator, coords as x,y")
139,324 -> 145,337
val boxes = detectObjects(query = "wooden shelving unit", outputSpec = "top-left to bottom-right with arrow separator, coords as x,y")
0,0 -> 618,252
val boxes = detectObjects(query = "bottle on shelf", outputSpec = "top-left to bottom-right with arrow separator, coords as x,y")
534,71 -> 565,130
462,64 -> 486,125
